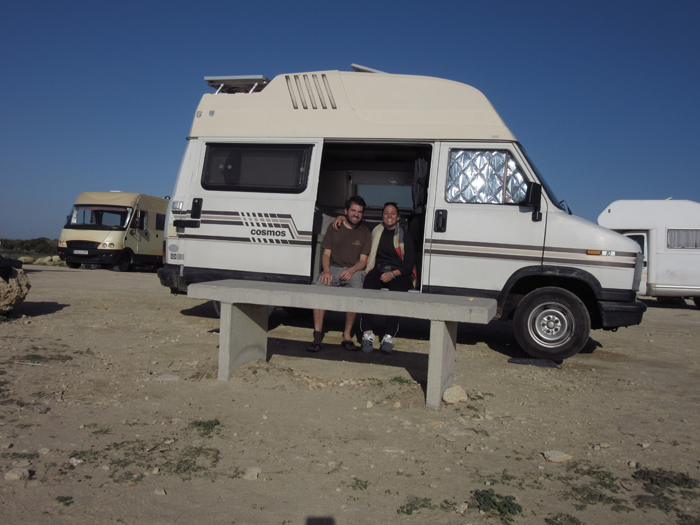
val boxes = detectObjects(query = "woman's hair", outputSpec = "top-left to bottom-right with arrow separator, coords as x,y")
382,202 -> 400,215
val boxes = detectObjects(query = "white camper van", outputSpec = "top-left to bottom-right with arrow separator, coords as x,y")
58,192 -> 169,271
598,199 -> 700,308
158,66 -> 646,360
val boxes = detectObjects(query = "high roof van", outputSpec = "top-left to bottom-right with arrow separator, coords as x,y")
58,191 -> 168,271
157,66 -> 646,360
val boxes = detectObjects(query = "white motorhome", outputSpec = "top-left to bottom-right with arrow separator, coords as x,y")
598,199 -> 700,308
158,66 -> 646,360
58,192 -> 169,271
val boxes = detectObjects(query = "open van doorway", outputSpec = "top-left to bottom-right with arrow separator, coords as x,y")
313,143 -> 432,289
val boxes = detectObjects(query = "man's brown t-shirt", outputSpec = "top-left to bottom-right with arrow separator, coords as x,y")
321,222 -> 371,268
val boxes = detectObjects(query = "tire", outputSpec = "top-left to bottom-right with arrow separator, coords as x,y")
513,287 -> 591,360
111,252 -> 131,272
694,297 -> 700,309
66,262 -> 81,269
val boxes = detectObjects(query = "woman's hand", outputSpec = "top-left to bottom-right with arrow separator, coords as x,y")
380,271 -> 396,283
332,215 -> 346,231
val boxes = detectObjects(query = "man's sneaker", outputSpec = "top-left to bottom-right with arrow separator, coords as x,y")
362,331 -> 375,353
380,335 -> 394,354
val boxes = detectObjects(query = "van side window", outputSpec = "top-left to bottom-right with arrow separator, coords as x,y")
156,213 -> 166,231
201,143 -> 312,193
446,150 -> 527,204
667,229 -> 700,249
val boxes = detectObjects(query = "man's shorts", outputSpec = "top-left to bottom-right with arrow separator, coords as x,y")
314,266 -> 365,289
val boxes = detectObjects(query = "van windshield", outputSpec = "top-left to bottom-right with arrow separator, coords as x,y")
516,144 -> 567,212
65,205 -> 133,230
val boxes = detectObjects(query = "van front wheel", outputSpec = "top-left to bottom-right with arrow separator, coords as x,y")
112,253 -> 132,272
514,287 -> 590,360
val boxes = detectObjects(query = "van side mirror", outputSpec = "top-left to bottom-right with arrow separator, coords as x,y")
523,182 -> 542,222
133,217 -> 144,230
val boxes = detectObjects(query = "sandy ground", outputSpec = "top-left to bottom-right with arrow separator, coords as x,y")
1,265 -> 699,525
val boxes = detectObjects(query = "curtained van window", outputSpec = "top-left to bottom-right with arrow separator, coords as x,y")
667,229 -> 700,249
202,143 -> 312,193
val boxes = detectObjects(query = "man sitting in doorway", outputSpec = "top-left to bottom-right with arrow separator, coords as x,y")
307,196 -> 372,353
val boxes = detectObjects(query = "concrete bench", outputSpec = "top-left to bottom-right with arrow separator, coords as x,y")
188,279 -> 497,409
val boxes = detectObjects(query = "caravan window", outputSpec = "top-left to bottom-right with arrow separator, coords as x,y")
445,150 -> 527,204
667,229 -> 700,249
201,143 -> 312,193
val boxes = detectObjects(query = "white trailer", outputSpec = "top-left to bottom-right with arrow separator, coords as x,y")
598,199 -> 700,308
158,65 -> 647,360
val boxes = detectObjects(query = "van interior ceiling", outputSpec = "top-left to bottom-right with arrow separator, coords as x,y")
313,142 -> 432,288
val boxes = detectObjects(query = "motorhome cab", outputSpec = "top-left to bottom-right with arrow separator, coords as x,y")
58,191 -> 168,271
598,199 -> 700,308
158,66 -> 646,360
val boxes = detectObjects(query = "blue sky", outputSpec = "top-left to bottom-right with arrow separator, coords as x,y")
1,0 -> 698,239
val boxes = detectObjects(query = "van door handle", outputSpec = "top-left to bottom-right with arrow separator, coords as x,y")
191,198 -> 203,219
434,209 -> 447,233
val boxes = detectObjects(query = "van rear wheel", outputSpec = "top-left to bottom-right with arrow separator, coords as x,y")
514,287 -> 590,360
694,297 -> 700,309
66,262 -> 81,269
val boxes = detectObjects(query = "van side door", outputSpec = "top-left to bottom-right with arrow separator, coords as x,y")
623,232 -> 648,295
424,143 -> 547,298
171,139 -> 322,284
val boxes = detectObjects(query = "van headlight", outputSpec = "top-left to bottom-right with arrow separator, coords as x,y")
102,242 -> 115,248
59,240 -> 67,247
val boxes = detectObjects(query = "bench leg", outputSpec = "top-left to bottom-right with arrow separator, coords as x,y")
218,302 -> 269,380
425,320 -> 457,410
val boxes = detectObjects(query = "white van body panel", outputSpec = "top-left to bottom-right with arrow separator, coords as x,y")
598,200 -> 700,297
544,212 -> 641,290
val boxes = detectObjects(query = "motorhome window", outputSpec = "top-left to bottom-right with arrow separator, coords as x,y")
201,144 -> 312,193
358,185 -> 413,208
156,213 -> 166,231
66,205 -> 133,230
667,229 -> 700,249
445,150 -> 527,204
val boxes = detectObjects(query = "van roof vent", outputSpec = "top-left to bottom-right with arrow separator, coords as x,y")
204,75 -> 270,94
285,73 -> 337,110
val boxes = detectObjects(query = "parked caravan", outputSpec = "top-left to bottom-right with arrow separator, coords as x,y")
58,192 -> 169,271
598,199 -> 700,308
158,66 -> 646,360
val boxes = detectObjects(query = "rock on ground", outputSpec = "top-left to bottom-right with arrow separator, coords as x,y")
0,268 -> 31,314
442,384 -> 468,404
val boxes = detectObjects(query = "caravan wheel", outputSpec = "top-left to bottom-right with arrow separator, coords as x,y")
514,287 -> 590,360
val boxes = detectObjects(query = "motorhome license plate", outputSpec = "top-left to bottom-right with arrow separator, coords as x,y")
73,250 -> 88,255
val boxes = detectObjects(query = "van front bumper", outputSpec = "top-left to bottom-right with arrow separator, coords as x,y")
598,300 -> 647,328
58,247 -> 121,265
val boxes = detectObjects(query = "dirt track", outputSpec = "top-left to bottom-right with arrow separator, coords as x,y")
1,266 -> 699,524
